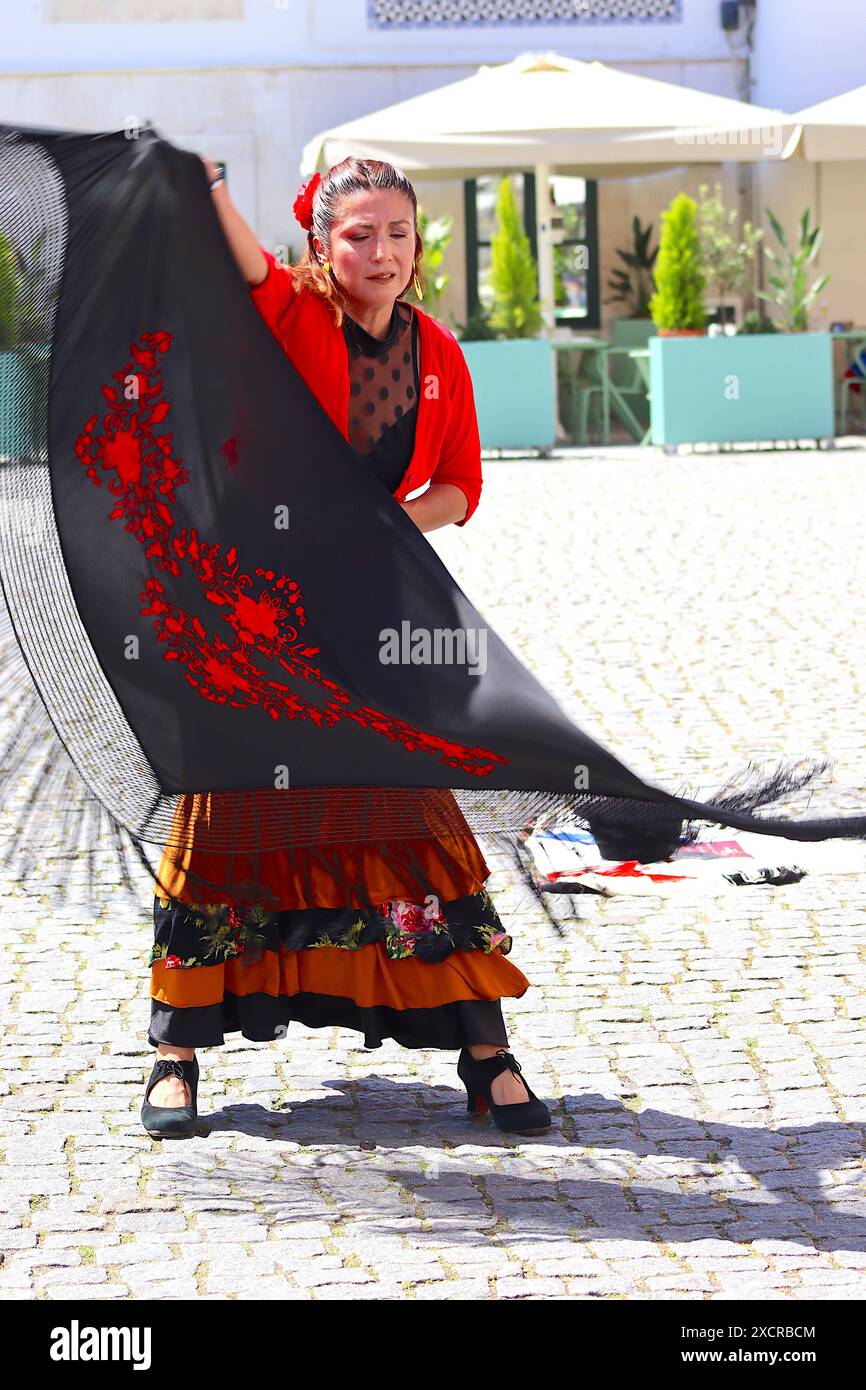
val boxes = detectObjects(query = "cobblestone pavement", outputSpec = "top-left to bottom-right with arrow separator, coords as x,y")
1,443 -> 865,1301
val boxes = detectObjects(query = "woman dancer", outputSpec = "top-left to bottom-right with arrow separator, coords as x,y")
141,156 -> 551,1138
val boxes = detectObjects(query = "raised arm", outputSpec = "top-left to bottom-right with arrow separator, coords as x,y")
201,157 -> 267,287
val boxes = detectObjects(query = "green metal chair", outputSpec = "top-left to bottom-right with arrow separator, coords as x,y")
606,346 -> 650,434
557,349 -> 607,445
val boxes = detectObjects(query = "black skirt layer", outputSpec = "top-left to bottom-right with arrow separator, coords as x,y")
147,992 -> 510,1052
147,887 -> 526,1051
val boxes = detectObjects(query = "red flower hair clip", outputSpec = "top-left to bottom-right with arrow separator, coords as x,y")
293,171 -> 322,231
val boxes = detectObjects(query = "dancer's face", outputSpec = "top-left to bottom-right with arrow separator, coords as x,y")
317,189 -> 418,311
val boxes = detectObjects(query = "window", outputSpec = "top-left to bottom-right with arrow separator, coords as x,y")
550,175 -> 599,328
464,171 -> 599,331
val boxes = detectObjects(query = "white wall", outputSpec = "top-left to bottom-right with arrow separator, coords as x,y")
753,0 -> 866,111
0,63 -> 471,261
5,1 -> 737,74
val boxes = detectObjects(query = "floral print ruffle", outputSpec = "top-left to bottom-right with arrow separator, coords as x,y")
150,887 -> 512,970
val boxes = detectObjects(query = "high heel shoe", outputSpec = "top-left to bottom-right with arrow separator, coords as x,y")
457,1047 -> 551,1134
140,1054 -> 199,1139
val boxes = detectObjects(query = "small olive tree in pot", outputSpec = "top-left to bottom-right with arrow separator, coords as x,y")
696,182 -> 763,330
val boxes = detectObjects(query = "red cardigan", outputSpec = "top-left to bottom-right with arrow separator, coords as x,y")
248,249 -> 482,526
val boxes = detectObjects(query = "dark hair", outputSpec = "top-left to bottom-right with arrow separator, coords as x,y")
290,157 -> 426,328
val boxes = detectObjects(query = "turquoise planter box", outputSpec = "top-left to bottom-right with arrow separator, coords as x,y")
460,339 -> 556,451
0,345 -> 51,460
648,332 -> 834,446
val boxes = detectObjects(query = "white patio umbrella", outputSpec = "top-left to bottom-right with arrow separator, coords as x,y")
301,51 -> 798,330
790,86 -> 866,160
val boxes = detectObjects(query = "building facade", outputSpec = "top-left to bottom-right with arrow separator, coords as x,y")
1,1 -> 861,331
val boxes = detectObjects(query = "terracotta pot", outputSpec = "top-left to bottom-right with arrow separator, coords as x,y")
657,328 -> 706,338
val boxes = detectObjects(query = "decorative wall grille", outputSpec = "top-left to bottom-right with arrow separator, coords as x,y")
368,0 -> 682,27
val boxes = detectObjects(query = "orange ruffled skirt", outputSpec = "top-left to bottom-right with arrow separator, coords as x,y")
148,788 -> 530,1051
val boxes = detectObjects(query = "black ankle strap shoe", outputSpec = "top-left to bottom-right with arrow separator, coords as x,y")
141,1054 -> 199,1139
457,1048 -> 551,1134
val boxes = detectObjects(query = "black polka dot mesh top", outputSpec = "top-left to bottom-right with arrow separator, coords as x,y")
343,300 -> 420,494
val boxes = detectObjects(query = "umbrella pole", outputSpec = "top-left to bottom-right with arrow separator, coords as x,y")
535,161 -> 557,333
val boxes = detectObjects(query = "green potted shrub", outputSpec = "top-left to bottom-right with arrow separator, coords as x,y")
604,215 -> 659,402
406,207 -> 452,323
487,175 -> 543,339
605,213 -> 659,397
649,193 -> 706,338
736,309 -> 778,335
757,208 -> 829,332
456,176 -> 555,451
0,226 -> 55,460
646,198 -> 833,447
605,215 -> 657,321
0,230 -> 18,349
453,304 -> 498,341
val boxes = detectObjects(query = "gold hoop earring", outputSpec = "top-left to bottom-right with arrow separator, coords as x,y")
321,259 -> 331,274
412,269 -> 423,301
